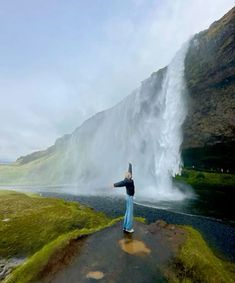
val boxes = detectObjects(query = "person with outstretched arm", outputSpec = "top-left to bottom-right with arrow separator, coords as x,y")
113,163 -> 135,233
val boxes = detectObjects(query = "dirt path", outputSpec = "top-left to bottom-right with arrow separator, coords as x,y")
44,220 -> 185,283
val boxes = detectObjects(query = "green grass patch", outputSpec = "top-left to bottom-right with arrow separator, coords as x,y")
168,226 -> 235,283
0,190 -> 144,283
0,151 -> 67,185
175,169 -> 235,188
0,190 -> 111,258
3,219 -> 122,283
134,216 -> 146,224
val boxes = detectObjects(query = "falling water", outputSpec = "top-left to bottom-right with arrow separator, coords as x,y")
148,43 -> 189,200
61,42 -> 191,200
2,42 -> 191,202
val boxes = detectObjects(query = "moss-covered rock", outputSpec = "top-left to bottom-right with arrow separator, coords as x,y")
167,226 -> 235,283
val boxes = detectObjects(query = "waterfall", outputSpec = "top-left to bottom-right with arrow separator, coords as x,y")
62,42 -> 191,201
144,42 -> 190,200
11,42 -> 191,202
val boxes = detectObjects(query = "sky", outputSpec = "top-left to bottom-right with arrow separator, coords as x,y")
0,0 -> 234,162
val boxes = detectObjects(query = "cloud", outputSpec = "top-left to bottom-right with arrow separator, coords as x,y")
0,0 -> 234,161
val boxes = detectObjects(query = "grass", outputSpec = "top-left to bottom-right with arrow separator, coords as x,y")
133,216 -> 146,224
175,168 -> 235,188
168,226 -> 235,283
3,220 -> 122,283
0,190 -> 146,283
0,190 -> 112,258
0,151 -> 67,185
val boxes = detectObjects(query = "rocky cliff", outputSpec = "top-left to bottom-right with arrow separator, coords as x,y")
182,7 -> 235,171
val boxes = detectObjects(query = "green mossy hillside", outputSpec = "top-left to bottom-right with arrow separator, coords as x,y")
0,190 -> 111,258
175,169 -> 235,188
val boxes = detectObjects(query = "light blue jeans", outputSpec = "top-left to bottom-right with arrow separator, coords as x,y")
123,195 -> 134,230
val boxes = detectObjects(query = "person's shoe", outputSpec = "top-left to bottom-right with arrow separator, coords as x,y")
125,228 -> 134,233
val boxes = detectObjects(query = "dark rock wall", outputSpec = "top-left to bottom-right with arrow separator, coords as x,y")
182,7 -> 235,171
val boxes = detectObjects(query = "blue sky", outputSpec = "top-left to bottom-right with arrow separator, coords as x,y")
0,0 -> 234,161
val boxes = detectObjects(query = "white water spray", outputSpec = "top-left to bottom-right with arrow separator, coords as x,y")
146,43 -> 189,200
61,42 -> 191,200
8,43 -> 191,201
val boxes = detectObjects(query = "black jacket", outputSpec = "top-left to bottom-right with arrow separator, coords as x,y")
114,178 -> 135,196
114,163 -> 135,196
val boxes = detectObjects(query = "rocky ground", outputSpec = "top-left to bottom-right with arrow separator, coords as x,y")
35,219 -> 235,283
0,258 -> 25,281
40,220 -> 185,283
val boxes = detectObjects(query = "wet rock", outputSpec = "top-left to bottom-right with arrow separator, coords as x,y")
148,223 -> 160,234
50,221 -> 182,283
168,224 -> 176,230
0,258 -> 25,280
182,7 -> 235,169
155,220 -> 168,228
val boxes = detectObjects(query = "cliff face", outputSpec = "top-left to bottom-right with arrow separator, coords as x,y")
182,7 -> 235,170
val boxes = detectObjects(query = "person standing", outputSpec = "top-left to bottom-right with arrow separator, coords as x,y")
113,163 -> 135,233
